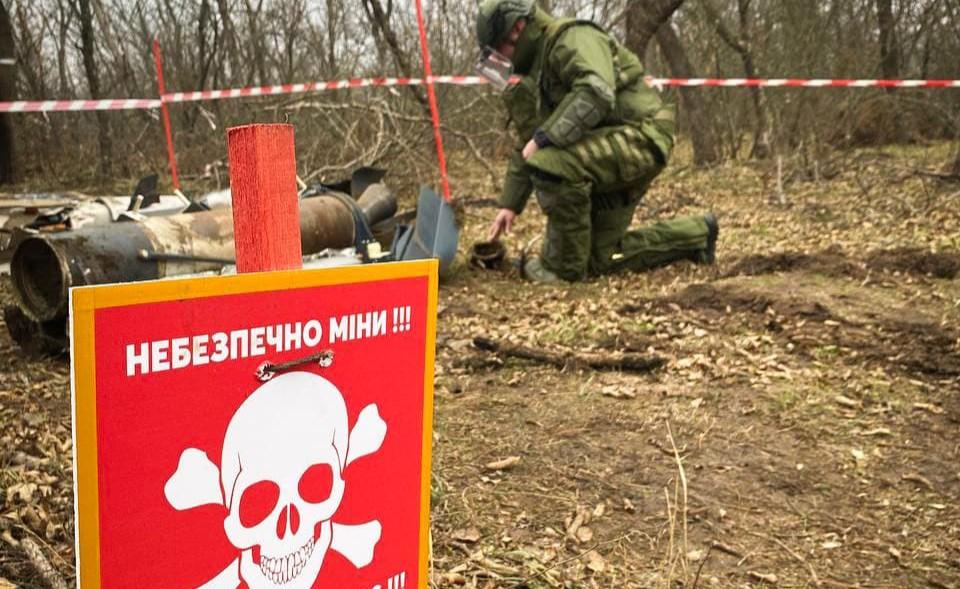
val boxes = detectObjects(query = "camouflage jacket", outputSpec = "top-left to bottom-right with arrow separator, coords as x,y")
499,18 -> 676,213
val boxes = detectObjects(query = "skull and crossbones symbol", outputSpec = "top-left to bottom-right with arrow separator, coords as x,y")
164,371 -> 386,589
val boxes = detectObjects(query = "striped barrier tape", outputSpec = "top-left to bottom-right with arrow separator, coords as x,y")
650,78 -> 960,88
163,77 -> 428,103
0,98 -> 161,113
1,76 -> 957,112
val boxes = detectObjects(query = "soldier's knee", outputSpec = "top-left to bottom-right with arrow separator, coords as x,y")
530,168 -> 564,184
531,178 -> 591,218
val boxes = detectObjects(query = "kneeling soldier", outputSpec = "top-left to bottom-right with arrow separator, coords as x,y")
476,0 -> 719,282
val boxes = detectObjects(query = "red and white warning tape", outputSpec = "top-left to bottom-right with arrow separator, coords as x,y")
164,77 -> 424,103
650,78 -> 960,88
0,76 -> 956,112
162,76 -> 510,102
0,98 -> 161,113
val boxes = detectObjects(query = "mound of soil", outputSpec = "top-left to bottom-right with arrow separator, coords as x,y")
660,282 -> 960,378
726,246 -> 960,280
724,246 -> 863,278
866,247 -> 960,279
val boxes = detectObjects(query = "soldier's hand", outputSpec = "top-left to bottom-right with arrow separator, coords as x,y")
522,139 -> 539,160
488,208 -> 517,241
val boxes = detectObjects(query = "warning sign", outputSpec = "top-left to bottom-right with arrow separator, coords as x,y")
70,261 -> 438,589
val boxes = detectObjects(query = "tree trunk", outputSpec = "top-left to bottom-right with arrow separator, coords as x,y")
735,0 -> 769,158
624,0 -> 684,61
876,0 -> 900,80
875,0 -> 902,141
242,0 -> 268,85
324,0 -> 338,76
656,22 -> 721,166
56,0 -> 73,96
75,0 -> 111,178
0,0 -> 15,183
623,0 -> 723,165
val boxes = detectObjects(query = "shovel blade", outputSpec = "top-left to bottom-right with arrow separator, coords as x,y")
394,186 -> 459,275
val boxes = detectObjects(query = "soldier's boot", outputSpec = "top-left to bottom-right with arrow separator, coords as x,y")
531,177 -> 593,282
522,256 -> 562,283
700,212 -> 719,265
598,213 -> 714,274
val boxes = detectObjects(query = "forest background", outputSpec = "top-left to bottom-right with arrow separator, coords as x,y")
0,0 -> 958,195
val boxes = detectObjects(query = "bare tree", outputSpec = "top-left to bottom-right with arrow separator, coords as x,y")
0,0 -> 957,190
702,0 -> 770,158
624,0 -> 684,60
230,0 -> 268,85
71,0 -> 111,178
54,0 -> 72,96
323,0 -> 340,76
361,0 -> 428,106
0,0 -> 15,183
876,0 -> 901,80
626,0 -> 720,164
656,20 -> 720,165
13,3 -> 48,99
216,0 -> 239,81
622,0 -> 720,165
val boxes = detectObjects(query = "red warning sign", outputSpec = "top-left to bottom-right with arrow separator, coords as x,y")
70,261 -> 438,589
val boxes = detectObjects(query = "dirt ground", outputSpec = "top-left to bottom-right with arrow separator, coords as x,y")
1,143 -> 959,588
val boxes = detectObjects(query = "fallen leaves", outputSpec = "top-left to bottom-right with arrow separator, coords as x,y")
901,472 -> 935,491
583,549 -> 605,573
600,384 -> 636,399
835,395 -> 861,409
748,570 -> 779,584
6,145 -> 960,589
913,402 -> 944,415
451,527 -> 482,544
564,506 -> 591,542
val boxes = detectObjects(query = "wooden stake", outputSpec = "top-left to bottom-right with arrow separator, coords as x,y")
776,155 -> 787,206
227,124 -> 303,273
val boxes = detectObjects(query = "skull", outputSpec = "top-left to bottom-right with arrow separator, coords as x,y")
220,372 -> 349,588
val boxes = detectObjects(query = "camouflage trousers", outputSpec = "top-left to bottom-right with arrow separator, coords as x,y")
525,124 -> 709,281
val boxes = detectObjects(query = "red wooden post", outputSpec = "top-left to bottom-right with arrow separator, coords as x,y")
227,124 -> 303,273
152,39 -> 181,191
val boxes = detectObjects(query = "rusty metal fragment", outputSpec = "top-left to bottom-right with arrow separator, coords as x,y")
10,187 -> 395,323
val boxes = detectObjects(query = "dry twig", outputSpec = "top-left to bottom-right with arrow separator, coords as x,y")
472,337 -> 665,373
20,536 -> 68,589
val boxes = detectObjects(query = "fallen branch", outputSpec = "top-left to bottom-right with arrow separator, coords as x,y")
472,337 -> 665,373
911,168 -> 960,183
709,540 -> 744,559
21,536 -> 68,589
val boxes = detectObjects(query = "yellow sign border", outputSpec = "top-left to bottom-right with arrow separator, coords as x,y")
70,260 -> 439,588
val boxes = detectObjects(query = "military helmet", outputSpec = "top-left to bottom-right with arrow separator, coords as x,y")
476,0 -> 536,48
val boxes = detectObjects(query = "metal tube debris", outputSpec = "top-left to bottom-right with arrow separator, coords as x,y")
10,188 -> 395,323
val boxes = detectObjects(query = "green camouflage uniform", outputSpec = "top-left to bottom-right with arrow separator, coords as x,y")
500,9 -> 711,281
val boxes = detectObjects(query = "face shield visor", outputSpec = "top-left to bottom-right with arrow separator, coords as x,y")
475,47 -> 514,91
